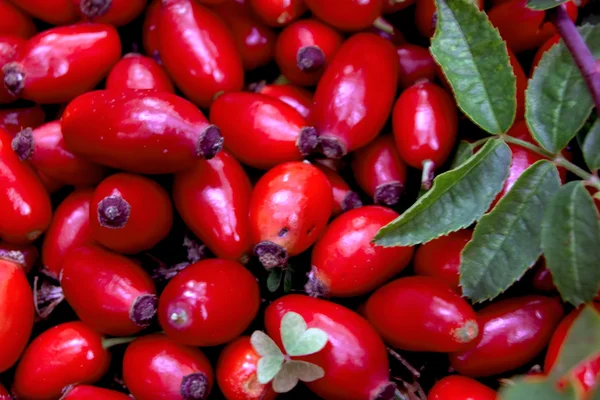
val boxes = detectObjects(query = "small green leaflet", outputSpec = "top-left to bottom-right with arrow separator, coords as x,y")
526,0 -> 570,10
450,140 -> 475,169
460,161 -> 561,303
583,119 -> 600,171
500,376 -> 576,400
542,182 -> 600,306
251,312 -> 328,393
430,0 -> 516,134
267,268 -> 283,292
374,139 -> 511,247
526,24 -> 600,154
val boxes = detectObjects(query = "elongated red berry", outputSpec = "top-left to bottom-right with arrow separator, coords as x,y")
250,0 -> 307,27
0,241 -> 38,274
0,383 -> 8,398
75,0 -> 147,26
0,35 -> 26,104
0,105 -> 44,136
142,0 -> 161,59
106,53 -> 175,92
304,0 -> 383,31
396,43 -> 436,89
315,163 -> 362,216
61,385 -> 131,400
383,0 -> 416,14
531,35 -> 560,75
0,0 -> 36,38
256,82 -> 313,119
428,376 -> 497,400
5,0 -> 78,25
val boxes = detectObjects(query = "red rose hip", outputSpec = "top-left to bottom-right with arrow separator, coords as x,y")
428,376 -> 497,400
106,53 -> 175,92
0,241 -> 38,274
304,0 -> 383,31
250,0 -> 307,27
396,43 -> 436,89
255,82 -> 313,119
5,0 -> 78,25
0,0 -> 36,38
0,35 -> 26,104
61,385 -> 132,400
142,0 -> 161,59
315,163 -> 363,216
75,0 -> 147,26
0,105 -> 45,136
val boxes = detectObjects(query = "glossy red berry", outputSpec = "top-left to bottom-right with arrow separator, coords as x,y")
212,1 -> 277,70
256,82 -> 313,119
3,23 -> 121,104
449,296 -> 564,377
413,229 -> 473,293
0,259 -> 34,373
315,163 -> 363,216
304,0 -> 382,31
90,173 -> 173,254
311,33 -> 398,158
365,276 -> 479,352
250,0 -> 307,27
396,43 -> 436,90
392,80 -> 458,173
106,53 -> 175,92
383,0 -> 416,14
0,0 -> 36,38
142,0 -> 161,59
159,0 -> 244,108
62,90 -> 223,174
13,321 -> 111,400
210,92 -> 318,169
531,260 -> 557,293
249,161 -> 333,269
123,334 -> 214,400
0,241 -> 38,274
351,135 -> 408,206
488,0 -> 577,54
0,35 -> 26,104
0,384 -> 8,398
41,189 -> 93,280
75,0 -> 147,26
416,0 -> 483,38
0,105 -> 45,136
0,129 -> 52,244
12,121 -> 107,187
61,385 -> 132,400
531,34 -> 560,75
428,376 -> 497,400
216,336 -> 277,400
274,19 -> 343,86
265,294 -> 395,400
6,0 -> 78,25
307,206 -> 413,297
158,259 -> 260,346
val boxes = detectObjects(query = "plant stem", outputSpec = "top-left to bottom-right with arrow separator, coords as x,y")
102,336 -> 137,349
551,5 -> 600,111
373,16 -> 395,35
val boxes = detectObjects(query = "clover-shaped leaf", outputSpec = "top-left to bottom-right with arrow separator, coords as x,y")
272,360 -> 325,393
251,331 -> 284,384
281,312 -> 328,357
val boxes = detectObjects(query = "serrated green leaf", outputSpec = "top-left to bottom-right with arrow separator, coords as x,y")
280,312 -> 328,357
526,0 -> 570,10
283,268 -> 293,293
542,182 -> 600,306
526,24 -> 600,153
500,376 -> 576,400
451,140 -> 475,169
583,119 -> 600,171
460,161 -> 561,302
272,360 -> 325,393
267,268 -> 283,292
430,0 -> 516,134
375,139 -> 511,247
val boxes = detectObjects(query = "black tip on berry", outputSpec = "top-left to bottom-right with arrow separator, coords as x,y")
12,128 -> 34,160
247,80 -> 266,92
341,191 -> 363,212
3,62 -> 24,97
297,126 -> 319,156
304,270 -> 329,298
197,125 -> 223,160
374,182 -> 404,206
254,241 -> 288,270
180,372 -> 209,400
318,136 -> 347,159
97,195 -> 131,229
374,382 -> 397,400
80,0 -> 111,17
296,45 -> 326,73
130,294 -> 158,327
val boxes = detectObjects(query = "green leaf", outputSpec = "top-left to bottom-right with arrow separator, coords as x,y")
267,268 -> 283,292
375,139 -> 511,247
460,161 -> 561,302
280,312 -> 328,357
526,24 -> 600,153
251,331 -> 284,384
526,0 -> 570,10
583,119 -> 600,171
542,182 -> 600,306
283,268 -> 293,293
451,140 -> 475,169
272,360 -> 325,393
500,376 -> 576,400
430,0 -> 516,134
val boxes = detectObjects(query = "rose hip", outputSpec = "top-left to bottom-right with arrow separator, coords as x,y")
61,90 -> 223,174
311,33 -> 398,158
255,82 -> 313,119
0,35 -> 26,104
0,241 -> 38,274
106,53 -> 175,92
531,260 -> 557,293
75,0 -> 147,26
0,384 -> 8,398
2,23 -> 121,104
142,0 -> 161,59
304,0 -> 383,31
250,0 -> 307,27
383,0 -> 416,14
0,105 -> 45,136
274,19 -> 343,86
0,0 -> 36,38
428,376 -> 497,400
123,334 -> 214,400
315,163 -> 363,216
6,0 -> 78,25
249,162 -> 333,269
396,43 -> 436,89
61,385 -> 132,400
531,34 -> 560,75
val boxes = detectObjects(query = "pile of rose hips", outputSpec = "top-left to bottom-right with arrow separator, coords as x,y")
0,0 -> 595,399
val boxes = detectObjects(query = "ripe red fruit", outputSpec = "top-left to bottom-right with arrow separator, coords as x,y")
212,1 -> 277,70
395,43 -> 436,89
450,296 -> 564,377
274,19 -> 343,86
6,0 -> 78,25
413,229 -> 473,293
2,23 -> 121,104
75,0 -> 147,26
383,0 -> 416,14
123,334 -> 214,400
0,35 -> 26,104
0,129 -> 52,244
173,151 -> 252,262
0,259 -> 34,373
315,163 -> 363,216
210,92 -> 318,169
428,376 -> 497,400
304,0 -> 383,31
307,206 -> 413,297
61,385 -> 132,400
392,80 -> 458,175
488,0 -> 577,54
12,121 -> 107,187
0,241 -> 38,274
351,135 -> 408,206
0,384 -> 8,397
531,259 -> 557,293
158,259 -> 260,346
416,0 -> 483,38
0,0 -> 36,38
90,173 -> 173,254
250,0 -> 307,27
13,322 -> 111,400
106,53 -> 175,92
62,90 -> 223,174
531,34 -> 560,75
41,189 -> 93,280
142,0 -> 161,59
159,0 -> 244,108
311,33 -> 399,158
256,82 -> 313,119
0,105 -> 45,136
364,276 -> 479,352
216,336 -> 277,400
249,162 -> 333,269
265,295 -> 395,400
